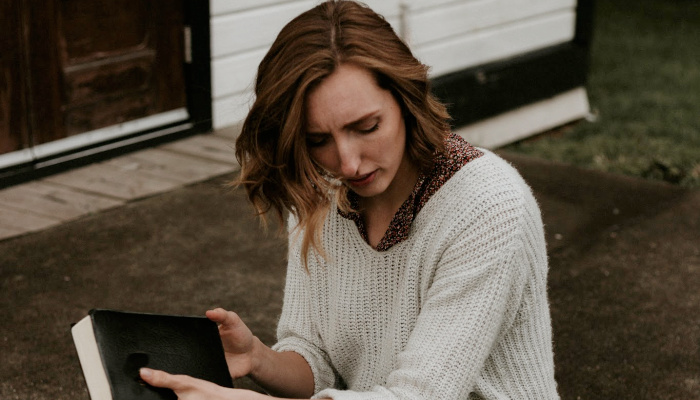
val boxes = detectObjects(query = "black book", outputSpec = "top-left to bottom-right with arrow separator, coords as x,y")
71,309 -> 233,400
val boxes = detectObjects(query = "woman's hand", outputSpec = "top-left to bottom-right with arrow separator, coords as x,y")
139,368 -> 267,400
206,308 -> 259,379
205,308 -> 316,399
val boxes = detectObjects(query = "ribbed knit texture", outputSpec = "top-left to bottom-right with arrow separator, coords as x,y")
272,150 -> 559,399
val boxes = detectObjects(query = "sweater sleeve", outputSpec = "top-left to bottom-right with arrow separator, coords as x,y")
271,216 -> 340,393
315,170 -> 553,399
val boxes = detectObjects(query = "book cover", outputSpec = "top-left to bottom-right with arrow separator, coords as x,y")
72,309 -> 233,400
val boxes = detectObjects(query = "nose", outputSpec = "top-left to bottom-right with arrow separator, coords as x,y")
335,136 -> 361,178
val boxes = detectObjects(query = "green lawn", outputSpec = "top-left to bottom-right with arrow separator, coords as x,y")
504,0 -> 700,188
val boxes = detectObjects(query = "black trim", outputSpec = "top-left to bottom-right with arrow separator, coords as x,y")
573,0 -> 595,83
184,0 -> 213,134
574,0 -> 596,48
432,0 -> 594,129
0,0 -> 212,189
0,121 -> 195,187
431,43 -> 588,127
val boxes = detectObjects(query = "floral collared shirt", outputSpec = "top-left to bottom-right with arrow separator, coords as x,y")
339,133 -> 484,251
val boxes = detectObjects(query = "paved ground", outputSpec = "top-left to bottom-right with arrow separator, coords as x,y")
1,150 -> 698,399
0,128 -> 241,241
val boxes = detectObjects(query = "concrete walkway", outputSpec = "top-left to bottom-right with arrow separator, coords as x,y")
0,128 -> 240,241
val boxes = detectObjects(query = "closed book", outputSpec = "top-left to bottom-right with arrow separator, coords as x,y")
71,309 -> 233,400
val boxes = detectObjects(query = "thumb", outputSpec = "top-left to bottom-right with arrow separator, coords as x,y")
207,309 -> 244,331
205,308 -> 229,324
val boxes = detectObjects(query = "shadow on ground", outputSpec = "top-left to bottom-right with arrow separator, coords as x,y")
1,152 -> 698,399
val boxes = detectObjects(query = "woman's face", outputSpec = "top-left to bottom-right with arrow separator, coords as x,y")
304,63 -> 415,201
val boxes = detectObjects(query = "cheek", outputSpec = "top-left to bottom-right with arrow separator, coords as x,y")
309,148 -> 336,172
387,117 -> 407,154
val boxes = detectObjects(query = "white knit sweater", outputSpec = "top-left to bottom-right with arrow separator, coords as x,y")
272,150 -> 559,399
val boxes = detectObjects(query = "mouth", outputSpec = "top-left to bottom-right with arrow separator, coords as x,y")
345,170 -> 377,187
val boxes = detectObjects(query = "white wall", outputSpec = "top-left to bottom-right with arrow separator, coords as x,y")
210,0 -> 580,134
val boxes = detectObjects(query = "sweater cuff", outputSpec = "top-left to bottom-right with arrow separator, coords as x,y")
313,387 -> 399,400
272,337 -> 337,394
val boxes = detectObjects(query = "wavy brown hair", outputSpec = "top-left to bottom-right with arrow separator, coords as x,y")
235,0 -> 451,267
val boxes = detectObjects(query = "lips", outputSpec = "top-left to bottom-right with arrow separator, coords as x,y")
345,170 -> 377,187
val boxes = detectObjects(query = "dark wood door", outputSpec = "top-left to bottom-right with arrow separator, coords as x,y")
56,0 -> 187,136
1,0 -> 187,155
0,0 -> 30,154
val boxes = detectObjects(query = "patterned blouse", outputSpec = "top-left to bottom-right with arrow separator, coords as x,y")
339,133 -> 484,251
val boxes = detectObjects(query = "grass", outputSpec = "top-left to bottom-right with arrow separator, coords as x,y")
503,0 -> 700,188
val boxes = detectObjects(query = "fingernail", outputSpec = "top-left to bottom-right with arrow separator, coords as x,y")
140,368 -> 153,378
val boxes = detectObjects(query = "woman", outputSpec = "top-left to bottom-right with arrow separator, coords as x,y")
140,1 -> 559,399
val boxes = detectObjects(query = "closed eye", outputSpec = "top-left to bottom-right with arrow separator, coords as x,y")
306,134 -> 329,147
359,123 -> 379,134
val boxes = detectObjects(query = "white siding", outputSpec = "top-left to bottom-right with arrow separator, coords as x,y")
406,0 -> 576,46
210,0 -> 401,129
210,0 -> 582,133
211,1 -> 316,58
212,91 -> 254,130
210,0 -> 291,16
417,11 -> 576,77
406,0 -> 576,76
212,48 -> 265,99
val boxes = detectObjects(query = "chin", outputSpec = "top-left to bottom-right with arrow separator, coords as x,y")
349,184 -> 386,199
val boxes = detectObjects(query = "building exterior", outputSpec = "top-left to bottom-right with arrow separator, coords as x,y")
0,0 -> 592,186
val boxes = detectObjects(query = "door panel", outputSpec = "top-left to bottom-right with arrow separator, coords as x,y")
23,0 -> 65,146
59,0 -> 150,62
55,0 -> 187,136
0,0 -> 29,154
62,51 -> 155,105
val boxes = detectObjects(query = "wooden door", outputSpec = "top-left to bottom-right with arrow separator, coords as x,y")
55,0 -> 187,136
0,0 -> 29,154
1,0 -> 187,155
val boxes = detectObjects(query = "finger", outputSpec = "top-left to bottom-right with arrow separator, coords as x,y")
141,368 -> 230,398
205,308 -> 229,324
139,368 -> 189,391
207,308 -> 240,329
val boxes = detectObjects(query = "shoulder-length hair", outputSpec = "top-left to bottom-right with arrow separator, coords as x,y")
235,0 -> 450,267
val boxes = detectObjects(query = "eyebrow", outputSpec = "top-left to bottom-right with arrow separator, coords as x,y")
307,110 -> 380,135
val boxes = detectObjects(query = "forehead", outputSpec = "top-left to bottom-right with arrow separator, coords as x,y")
305,64 -> 391,130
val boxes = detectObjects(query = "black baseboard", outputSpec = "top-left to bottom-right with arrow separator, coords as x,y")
431,42 -> 589,128
0,121 -> 200,189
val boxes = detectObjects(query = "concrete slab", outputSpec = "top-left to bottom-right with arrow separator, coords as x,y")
43,163 -> 182,200
105,148 -> 236,185
0,132 -> 240,241
0,225 -> 25,240
0,206 -> 61,240
0,181 -> 123,221
160,134 -> 239,165
212,123 -> 242,140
